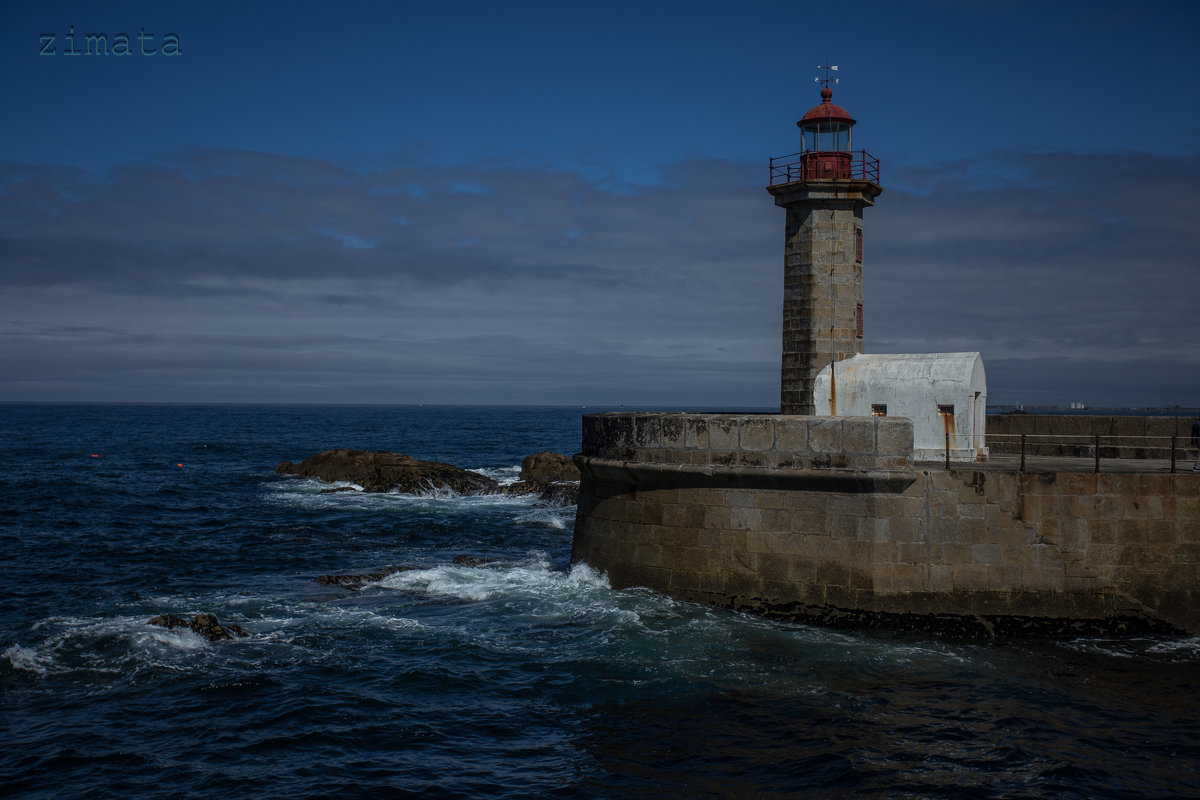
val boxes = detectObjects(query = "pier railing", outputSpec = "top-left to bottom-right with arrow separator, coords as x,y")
941,433 -> 1198,473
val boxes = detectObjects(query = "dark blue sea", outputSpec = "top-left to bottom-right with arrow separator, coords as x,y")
3,404 -> 1199,798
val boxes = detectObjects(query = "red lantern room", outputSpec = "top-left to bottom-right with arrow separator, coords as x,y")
797,87 -> 856,179
769,81 -> 879,188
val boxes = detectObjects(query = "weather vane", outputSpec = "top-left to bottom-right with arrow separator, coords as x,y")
814,59 -> 839,89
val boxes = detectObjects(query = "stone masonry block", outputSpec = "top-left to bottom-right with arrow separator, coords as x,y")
726,490 -> 756,508
791,510 -> 828,535
858,517 -> 891,543
703,506 -> 730,530
875,418 -> 914,457
939,542 -> 972,564
889,516 -> 922,543
955,517 -> 987,543
634,416 -> 660,448
761,508 -> 794,531
581,415 -> 604,456
660,415 -> 686,449
972,543 -> 1004,565
897,542 -> 929,563
809,418 -> 843,453
708,416 -> 738,450
842,418 -> 875,454
609,415 -> 636,449
774,417 -> 810,452
953,564 -> 990,591
830,493 -> 868,517
724,506 -> 763,532
928,564 -> 954,593
739,416 -> 774,451
894,563 -> 927,592
684,416 -> 709,449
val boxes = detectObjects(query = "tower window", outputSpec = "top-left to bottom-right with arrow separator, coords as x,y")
937,404 -> 955,415
855,228 -> 863,263
855,302 -> 863,339
871,404 -> 887,417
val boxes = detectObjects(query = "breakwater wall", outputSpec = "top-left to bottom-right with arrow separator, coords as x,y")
571,413 -> 1200,636
987,414 -> 1196,459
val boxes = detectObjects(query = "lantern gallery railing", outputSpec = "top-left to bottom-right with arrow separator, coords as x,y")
769,150 -> 880,187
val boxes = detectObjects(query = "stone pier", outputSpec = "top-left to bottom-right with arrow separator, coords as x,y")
571,412 -> 1200,637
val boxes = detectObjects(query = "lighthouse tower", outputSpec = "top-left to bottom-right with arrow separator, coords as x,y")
767,70 -> 881,415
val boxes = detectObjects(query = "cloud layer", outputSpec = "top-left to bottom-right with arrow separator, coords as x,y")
1,147 -> 1197,406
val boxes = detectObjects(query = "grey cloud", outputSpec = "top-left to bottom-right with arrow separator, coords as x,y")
0,147 -> 1196,405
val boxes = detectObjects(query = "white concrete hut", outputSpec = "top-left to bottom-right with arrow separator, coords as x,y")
814,352 -> 988,462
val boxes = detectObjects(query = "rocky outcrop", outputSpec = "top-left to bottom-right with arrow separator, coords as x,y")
276,450 -> 498,494
315,567 -> 414,588
148,613 -> 249,641
277,449 -> 579,505
519,451 -> 580,483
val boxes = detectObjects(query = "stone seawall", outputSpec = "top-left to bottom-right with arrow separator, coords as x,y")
987,414 -> 1197,459
571,412 -> 1200,637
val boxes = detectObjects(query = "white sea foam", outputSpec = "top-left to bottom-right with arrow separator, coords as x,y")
1147,636 -> 1200,658
374,555 -> 608,602
1064,635 -> 1200,662
3,614 -> 228,679
471,465 -> 522,485
263,473 -> 571,529
3,644 -> 49,675
513,506 -> 571,529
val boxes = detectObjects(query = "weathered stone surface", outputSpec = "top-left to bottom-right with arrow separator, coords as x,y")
148,612 -> 250,641
276,449 -> 498,494
518,451 -> 580,483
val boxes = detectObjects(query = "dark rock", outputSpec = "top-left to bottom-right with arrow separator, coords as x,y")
147,614 -> 190,630
494,480 -> 579,506
519,451 -> 580,483
452,555 -> 498,568
189,613 -> 233,641
538,482 -> 579,506
148,612 -> 249,641
319,486 -> 360,494
315,566 -> 413,589
276,449 -> 498,494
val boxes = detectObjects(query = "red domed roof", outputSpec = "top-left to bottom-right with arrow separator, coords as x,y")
797,87 -> 855,127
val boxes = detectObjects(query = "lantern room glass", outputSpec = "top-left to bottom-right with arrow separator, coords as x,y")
800,121 -> 853,153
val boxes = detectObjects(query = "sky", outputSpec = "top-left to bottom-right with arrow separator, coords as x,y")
2,0 -> 1198,408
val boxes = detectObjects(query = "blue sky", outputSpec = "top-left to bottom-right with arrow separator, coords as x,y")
2,0 -> 1199,407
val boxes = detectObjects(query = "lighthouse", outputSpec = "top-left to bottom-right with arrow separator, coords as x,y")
767,68 -> 881,415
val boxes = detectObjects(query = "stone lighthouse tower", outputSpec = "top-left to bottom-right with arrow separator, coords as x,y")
767,70 -> 881,415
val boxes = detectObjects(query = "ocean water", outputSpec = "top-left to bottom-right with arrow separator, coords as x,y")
2,403 -> 1199,799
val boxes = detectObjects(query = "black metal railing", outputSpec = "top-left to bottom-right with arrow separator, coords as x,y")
941,433 -> 1198,474
769,150 -> 880,187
